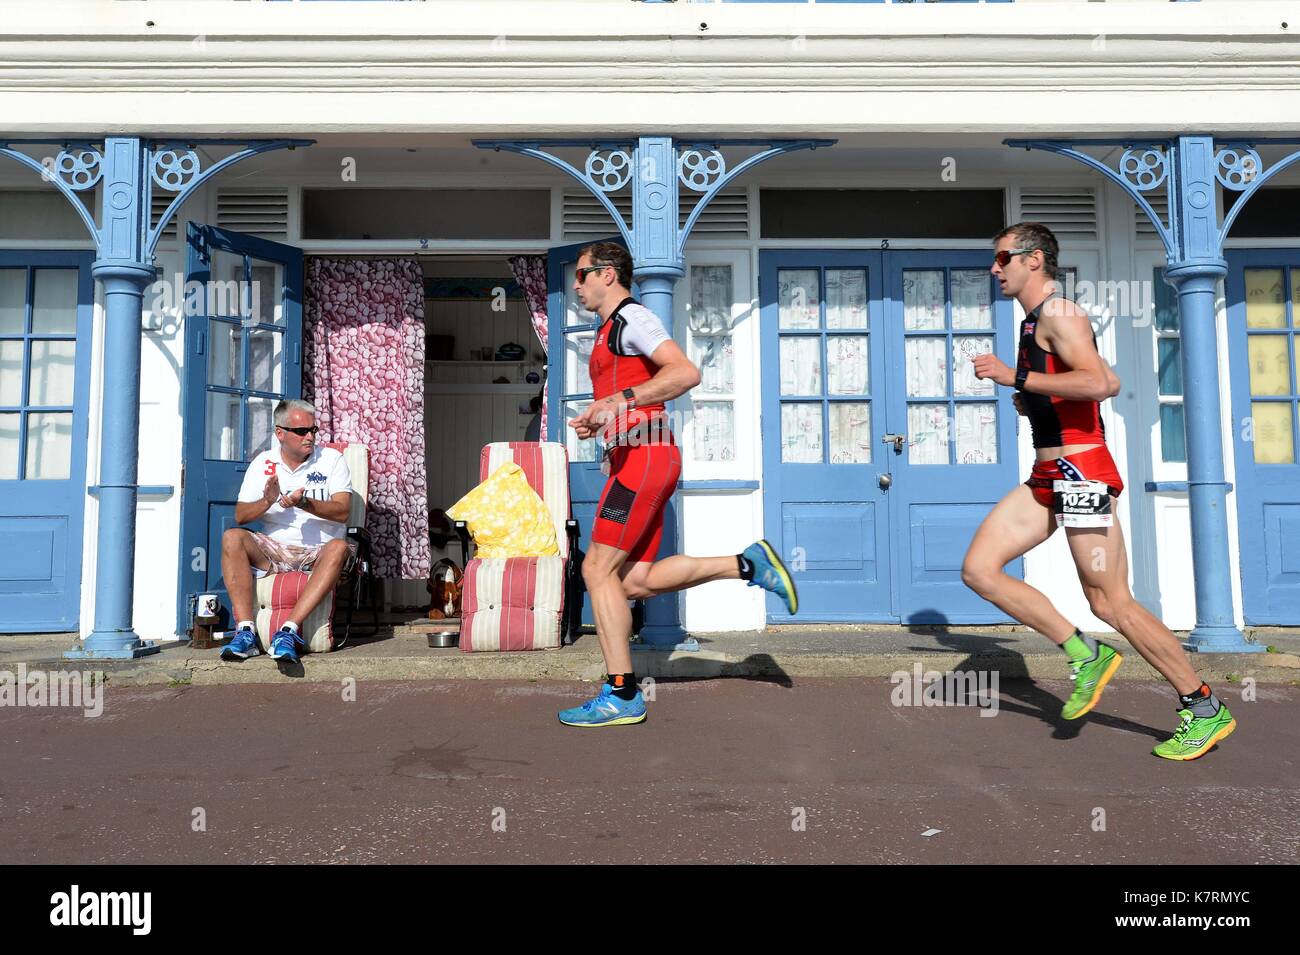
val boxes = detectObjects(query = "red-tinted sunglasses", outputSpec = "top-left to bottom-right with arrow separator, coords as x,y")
994,248 -> 1036,268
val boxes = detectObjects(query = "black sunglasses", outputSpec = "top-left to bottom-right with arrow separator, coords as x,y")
576,265 -> 611,282
278,425 -> 319,436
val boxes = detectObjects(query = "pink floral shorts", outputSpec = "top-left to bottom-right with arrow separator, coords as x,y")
246,531 -> 357,577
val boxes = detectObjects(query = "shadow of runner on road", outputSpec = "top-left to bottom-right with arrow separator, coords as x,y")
908,621 -> 1166,742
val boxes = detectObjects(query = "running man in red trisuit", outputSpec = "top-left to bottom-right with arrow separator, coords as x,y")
963,222 -> 1235,760
557,242 -> 798,727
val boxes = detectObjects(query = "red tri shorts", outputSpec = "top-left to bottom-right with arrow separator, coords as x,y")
1024,445 -> 1125,509
591,440 -> 682,564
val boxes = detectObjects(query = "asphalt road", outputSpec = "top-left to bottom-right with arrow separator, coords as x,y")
1,677 -> 1296,864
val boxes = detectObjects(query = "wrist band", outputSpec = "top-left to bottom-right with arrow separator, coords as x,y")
1015,367 -> 1029,392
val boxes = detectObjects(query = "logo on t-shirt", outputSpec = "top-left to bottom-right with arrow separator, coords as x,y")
306,471 -> 327,485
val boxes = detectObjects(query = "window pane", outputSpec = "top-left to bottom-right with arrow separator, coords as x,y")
248,329 -> 283,395
905,337 -> 947,397
246,397 -> 276,460
829,402 -> 871,464
1153,268 -> 1179,332
31,269 -> 77,335
25,411 -> 71,479
1160,404 -> 1187,463
1251,402 -> 1294,464
692,334 -> 735,395
0,412 -> 18,478
692,400 -> 735,463
207,250 -> 247,320
29,340 -> 76,406
206,392 -> 242,461
778,270 -> 820,329
825,269 -> 868,329
0,340 -> 22,406
955,402 -> 998,464
780,403 -> 822,463
565,401 -> 598,464
952,336 -> 994,397
904,270 -> 945,330
209,321 -> 242,390
826,336 -> 869,396
780,337 -> 822,396
1245,269 -> 1286,329
1157,337 -> 1183,396
951,270 -> 992,329
250,262 -> 284,327
690,265 -> 733,335
564,330 -> 594,395
0,268 -> 24,335
1247,335 -> 1293,396
907,402 -> 950,465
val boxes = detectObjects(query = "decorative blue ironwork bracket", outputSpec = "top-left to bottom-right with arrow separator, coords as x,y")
474,136 -> 833,646
0,137 -> 312,658
1004,136 -> 1300,653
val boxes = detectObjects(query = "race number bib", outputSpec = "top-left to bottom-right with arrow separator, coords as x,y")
1053,479 -> 1113,528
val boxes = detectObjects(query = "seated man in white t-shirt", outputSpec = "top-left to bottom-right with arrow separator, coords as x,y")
220,399 -> 355,664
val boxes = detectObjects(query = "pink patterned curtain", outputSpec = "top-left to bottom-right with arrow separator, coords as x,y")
304,258 -> 431,580
507,255 -> 549,441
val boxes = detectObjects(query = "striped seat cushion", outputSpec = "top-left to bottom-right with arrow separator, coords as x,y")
254,571 -> 335,654
479,442 -> 571,558
460,557 -> 565,652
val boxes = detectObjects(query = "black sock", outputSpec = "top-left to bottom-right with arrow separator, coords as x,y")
607,673 -> 638,701
737,554 -> 755,581
1179,682 -> 1221,718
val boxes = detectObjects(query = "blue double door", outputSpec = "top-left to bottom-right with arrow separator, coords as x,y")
0,252 -> 95,632
1226,252 -> 1300,624
177,224 -> 303,631
760,250 -> 1021,624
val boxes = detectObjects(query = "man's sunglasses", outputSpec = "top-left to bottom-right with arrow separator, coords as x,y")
277,425 -> 319,436
994,248 -> 1038,268
576,265 -> 611,282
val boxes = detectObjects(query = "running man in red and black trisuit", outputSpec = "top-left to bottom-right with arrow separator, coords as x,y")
964,222 -> 1235,760
557,242 -> 798,727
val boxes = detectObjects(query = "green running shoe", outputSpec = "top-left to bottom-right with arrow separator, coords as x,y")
1153,704 -> 1236,761
1060,642 -> 1123,720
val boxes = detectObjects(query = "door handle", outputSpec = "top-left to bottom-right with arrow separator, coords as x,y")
878,473 -> 892,490
881,433 -> 905,453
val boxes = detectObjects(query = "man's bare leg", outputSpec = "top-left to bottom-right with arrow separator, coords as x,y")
1064,517 -> 1201,695
583,541 -> 637,676
287,539 -> 351,627
619,554 -> 740,598
961,485 -> 1076,643
221,528 -> 273,623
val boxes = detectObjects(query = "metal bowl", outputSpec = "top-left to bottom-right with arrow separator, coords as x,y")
427,631 -> 459,649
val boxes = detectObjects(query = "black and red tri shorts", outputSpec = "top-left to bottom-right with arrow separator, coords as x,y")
591,427 -> 682,564
1024,444 -> 1125,509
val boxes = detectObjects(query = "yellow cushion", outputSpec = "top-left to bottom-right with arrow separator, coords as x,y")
447,462 -> 560,559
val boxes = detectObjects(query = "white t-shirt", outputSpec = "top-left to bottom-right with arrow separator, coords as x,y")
237,444 -> 353,547
609,301 -> 670,357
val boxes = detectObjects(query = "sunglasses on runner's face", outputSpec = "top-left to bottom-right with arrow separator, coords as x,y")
278,425 -> 318,436
576,265 -> 611,282
994,248 -> 1037,268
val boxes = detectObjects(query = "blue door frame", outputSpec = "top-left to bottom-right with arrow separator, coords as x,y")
759,249 -> 1020,624
1226,251 -> 1300,625
0,251 -> 95,633
176,224 -> 303,634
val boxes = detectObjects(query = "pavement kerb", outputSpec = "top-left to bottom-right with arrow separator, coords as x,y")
3,635 -> 1297,688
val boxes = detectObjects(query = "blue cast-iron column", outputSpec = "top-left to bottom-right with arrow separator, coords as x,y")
0,136 -> 311,658
474,136 -> 833,648
1003,135 -> 1300,652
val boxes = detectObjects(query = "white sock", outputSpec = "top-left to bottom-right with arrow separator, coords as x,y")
237,620 -> 255,633
283,620 -> 299,633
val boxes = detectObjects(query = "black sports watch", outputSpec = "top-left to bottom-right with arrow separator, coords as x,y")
1014,367 -> 1030,392
622,387 -> 637,407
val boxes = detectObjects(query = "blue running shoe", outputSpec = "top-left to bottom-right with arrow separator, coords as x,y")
743,539 -> 798,615
558,683 -> 647,727
268,627 -> 305,663
220,626 -> 260,661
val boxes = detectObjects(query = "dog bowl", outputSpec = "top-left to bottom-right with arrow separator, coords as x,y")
427,631 -> 459,649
